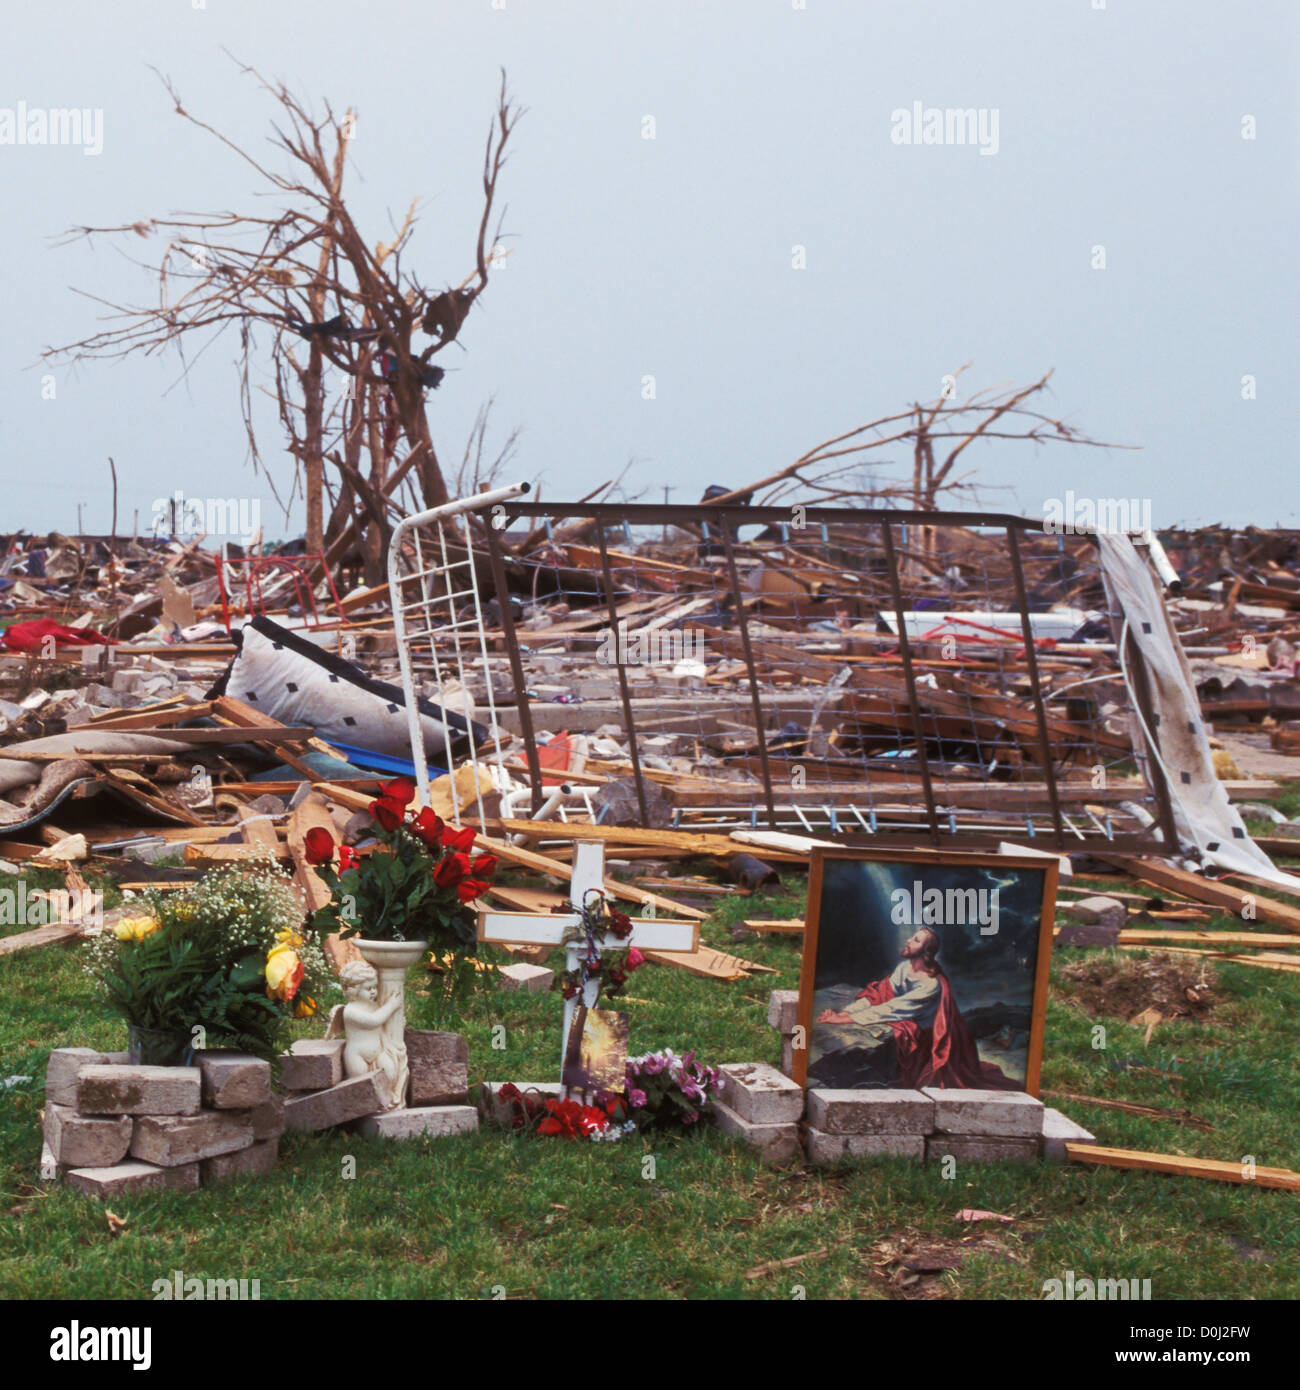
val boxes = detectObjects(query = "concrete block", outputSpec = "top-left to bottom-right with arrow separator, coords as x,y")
405,1029 -> 469,1107
767,989 -> 799,1034
76,1065 -> 201,1117
922,1087 -> 1044,1137
356,1105 -> 478,1140
65,1159 -> 201,1198
283,1072 -> 393,1132
201,1138 -> 280,1184
805,1128 -> 927,1164
198,1053 -> 272,1109
717,1062 -> 804,1126
479,1081 -> 564,1127
45,1048 -> 125,1107
779,1035 -> 797,1079
805,1087 -> 933,1136
249,1094 -> 285,1141
1060,895 -> 1127,930
43,1102 -> 132,1169
711,1098 -> 800,1163
131,1111 -> 256,1167
497,962 -> 555,994
280,1039 -> 343,1092
926,1134 -> 1039,1164
1041,1107 -> 1098,1162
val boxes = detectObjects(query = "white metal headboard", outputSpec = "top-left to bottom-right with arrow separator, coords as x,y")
387,480 -> 531,824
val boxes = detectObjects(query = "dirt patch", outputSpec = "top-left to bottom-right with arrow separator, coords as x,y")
1057,952 -> 1217,1025
860,1229 -> 1025,1300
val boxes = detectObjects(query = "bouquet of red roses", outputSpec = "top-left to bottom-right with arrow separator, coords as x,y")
303,778 -> 496,951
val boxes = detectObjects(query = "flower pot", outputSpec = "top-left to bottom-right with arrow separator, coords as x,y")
127,1025 -> 196,1068
348,938 -> 429,1109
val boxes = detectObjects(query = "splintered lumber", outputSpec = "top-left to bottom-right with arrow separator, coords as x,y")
1113,928 -> 1300,949
1041,1089 -> 1213,1131
98,770 -> 207,828
211,696 -> 327,783
742,918 -> 806,934
312,782 -> 709,922
642,945 -> 776,981
238,806 -> 282,855
85,697 -> 209,729
1066,1143 -> 1300,1192
0,921 -> 88,956
483,818 -> 810,864
182,842 -> 290,868
1100,855 -> 1300,934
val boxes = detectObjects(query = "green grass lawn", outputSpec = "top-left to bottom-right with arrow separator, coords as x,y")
1,869 -> 1297,1300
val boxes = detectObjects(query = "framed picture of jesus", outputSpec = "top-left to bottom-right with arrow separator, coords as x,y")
794,847 -> 1058,1095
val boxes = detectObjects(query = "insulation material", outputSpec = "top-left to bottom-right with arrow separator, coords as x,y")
210,616 -> 487,761
1096,531 -> 1300,891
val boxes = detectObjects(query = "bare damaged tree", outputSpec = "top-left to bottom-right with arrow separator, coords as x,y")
708,367 -> 1136,517
44,59 -> 522,567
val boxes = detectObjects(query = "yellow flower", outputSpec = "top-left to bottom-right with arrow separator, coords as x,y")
114,915 -> 161,942
293,995 -> 317,1019
274,928 -> 305,950
265,943 -> 304,1003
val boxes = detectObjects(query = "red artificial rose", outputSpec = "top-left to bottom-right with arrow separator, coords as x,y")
411,808 -> 445,846
606,908 -> 634,940
434,852 -> 469,889
379,778 -> 416,807
440,824 -> 476,853
456,877 -> 489,903
538,1098 -> 607,1140
303,826 -> 336,865
337,844 -> 359,872
370,796 -> 404,831
470,853 -> 498,879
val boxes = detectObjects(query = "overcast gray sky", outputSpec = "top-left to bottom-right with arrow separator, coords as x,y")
2,0 -> 1295,538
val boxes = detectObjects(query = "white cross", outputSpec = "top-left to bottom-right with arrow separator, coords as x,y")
477,840 -> 698,1086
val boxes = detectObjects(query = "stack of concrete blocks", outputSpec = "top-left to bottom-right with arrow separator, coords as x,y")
42,1048 -> 284,1197
713,1063 -> 804,1163
758,990 -> 1098,1165
806,1087 -> 1052,1164
280,1030 -> 477,1141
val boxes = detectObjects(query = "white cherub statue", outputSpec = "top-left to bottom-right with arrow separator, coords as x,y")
327,960 -> 407,1109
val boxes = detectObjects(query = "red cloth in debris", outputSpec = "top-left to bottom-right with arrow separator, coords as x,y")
855,970 -> 1017,1091
0,619 -> 114,652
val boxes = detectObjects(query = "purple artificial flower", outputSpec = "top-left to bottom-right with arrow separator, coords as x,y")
627,1088 -> 647,1108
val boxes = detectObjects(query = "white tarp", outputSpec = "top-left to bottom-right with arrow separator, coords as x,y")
1095,531 -> 1300,892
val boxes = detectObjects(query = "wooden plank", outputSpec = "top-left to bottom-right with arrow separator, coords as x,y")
1066,1143 -> 1300,1192
0,922 -> 87,956
482,817 -> 810,863
127,725 -> 316,746
1041,1089 -> 1213,1131
642,945 -> 777,980
741,918 -> 805,933
85,700 -> 214,730
1113,928 -> 1300,949
1100,855 -> 1300,934
182,843 -> 290,868
238,805 -> 282,855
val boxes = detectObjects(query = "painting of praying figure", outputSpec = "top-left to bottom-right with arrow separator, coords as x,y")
795,848 -> 1057,1095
